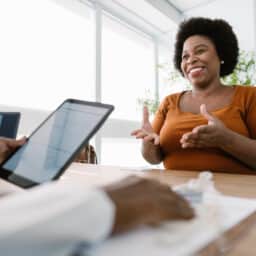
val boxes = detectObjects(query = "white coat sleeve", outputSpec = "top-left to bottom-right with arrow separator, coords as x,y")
0,181 -> 115,243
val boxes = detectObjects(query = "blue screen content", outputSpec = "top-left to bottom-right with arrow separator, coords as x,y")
3,101 -> 109,183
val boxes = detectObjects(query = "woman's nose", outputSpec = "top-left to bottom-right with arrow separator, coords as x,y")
186,55 -> 198,64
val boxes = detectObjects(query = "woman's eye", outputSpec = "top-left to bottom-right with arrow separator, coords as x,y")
182,54 -> 189,60
196,48 -> 205,54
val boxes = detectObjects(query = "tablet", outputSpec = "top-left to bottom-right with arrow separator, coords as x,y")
0,99 -> 114,188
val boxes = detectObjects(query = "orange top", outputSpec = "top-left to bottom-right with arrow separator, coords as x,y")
152,86 -> 256,174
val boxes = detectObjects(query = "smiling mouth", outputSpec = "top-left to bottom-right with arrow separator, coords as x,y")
188,67 -> 204,77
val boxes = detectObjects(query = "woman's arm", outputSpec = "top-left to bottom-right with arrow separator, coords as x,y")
142,140 -> 163,164
180,104 -> 256,170
220,129 -> 256,169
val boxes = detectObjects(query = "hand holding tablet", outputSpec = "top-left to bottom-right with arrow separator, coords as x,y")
0,99 -> 114,188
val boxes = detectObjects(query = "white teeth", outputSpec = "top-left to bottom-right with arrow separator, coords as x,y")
189,67 -> 203,74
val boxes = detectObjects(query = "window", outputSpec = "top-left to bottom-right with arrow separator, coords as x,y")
1,1 -> 160,167
102,13 -> 155,121
100,13 -> 156,166
101,138 -> 150,167
0,0 -> 94,111
158,42 -> 187,101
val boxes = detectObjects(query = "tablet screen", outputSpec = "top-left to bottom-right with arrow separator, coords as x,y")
0,99 -> 113,187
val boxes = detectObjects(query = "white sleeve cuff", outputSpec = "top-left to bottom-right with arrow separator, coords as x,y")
73,188 -> 116,242
0,182 -> 115,243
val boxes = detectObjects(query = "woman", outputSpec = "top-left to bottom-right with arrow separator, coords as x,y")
132,17 -> 256,173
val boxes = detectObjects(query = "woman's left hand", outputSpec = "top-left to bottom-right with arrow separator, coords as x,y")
180,104 -> 229,149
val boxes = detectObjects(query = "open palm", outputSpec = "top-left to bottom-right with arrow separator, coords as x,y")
131,106 -> 160,145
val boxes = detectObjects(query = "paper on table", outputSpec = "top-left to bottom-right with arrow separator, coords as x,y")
89,195 -> 256,256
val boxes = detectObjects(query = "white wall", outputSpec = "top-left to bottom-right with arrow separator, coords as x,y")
184,0 -> 255,51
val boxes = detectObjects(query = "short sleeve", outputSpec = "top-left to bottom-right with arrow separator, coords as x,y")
245,87 -> 256,138
152,97 -> 167,134
152,94 -> 177,134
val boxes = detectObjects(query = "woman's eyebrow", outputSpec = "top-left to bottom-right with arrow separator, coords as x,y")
194,44 -> 208,49
182,44 -> 208,55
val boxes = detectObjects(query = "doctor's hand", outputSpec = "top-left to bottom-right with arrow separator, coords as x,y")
0,137 -> 26,164
180,104 -> 229,149
131,106 -> 160,145
104,175 -> 194,234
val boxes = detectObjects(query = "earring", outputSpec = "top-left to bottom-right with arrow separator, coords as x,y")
221,60 -> 224,64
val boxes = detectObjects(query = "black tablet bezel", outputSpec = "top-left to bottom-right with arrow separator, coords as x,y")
0,99 -> 114,188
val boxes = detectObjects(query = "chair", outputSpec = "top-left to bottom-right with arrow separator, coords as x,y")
0,112 -> 21,138
74,144 -> 97,164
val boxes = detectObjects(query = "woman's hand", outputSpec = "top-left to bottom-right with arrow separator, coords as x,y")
104,175 -> 194,234
0,137 -> 26,164
131,106 -> 160,145
180,104 -> 229,149
131,106 -> 162,164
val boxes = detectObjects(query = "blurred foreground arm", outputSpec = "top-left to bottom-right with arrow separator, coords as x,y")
0,176 -> 194,247
104,175 -> 194,234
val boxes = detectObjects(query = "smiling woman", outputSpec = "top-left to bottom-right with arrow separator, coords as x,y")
132,17 -> 256,174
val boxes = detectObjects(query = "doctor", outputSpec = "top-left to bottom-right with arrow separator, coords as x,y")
0,137 -> 194,255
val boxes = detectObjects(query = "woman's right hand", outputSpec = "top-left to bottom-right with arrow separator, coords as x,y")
131,106 -> 160,145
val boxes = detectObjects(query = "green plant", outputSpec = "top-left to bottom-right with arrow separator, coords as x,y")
137,50 -> 256,115
137,89 -> 160,115
222,50 -> 256,85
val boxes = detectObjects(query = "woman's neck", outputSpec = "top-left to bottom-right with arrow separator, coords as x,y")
191,81 -> 224,99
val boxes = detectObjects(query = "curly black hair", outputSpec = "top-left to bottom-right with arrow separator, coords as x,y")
174,17 -> 239,77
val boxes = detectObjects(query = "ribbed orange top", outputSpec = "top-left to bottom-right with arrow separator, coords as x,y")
152,86 -> 256,174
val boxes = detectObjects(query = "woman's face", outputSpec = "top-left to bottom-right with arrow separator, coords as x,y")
180,35 -> 221,88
